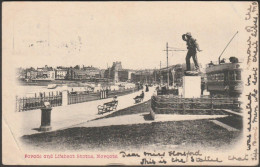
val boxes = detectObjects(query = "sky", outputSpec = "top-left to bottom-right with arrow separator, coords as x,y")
3,2 -> 249,70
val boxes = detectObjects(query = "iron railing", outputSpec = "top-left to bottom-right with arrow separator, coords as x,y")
151,95 -> 241,114
68,92 -> 100,105
68,87 -> 139,105
16,95 -> 62,112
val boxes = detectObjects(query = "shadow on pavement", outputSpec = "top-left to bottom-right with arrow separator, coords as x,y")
142,113 -> 154,121
32,128 -> 41,132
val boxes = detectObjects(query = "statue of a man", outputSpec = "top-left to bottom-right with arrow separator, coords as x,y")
182,32 -> 202,71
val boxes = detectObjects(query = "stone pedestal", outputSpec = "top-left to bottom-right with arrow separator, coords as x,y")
40,107 -> 52,132
62,90 -> 68,106
183,76 -> 201,98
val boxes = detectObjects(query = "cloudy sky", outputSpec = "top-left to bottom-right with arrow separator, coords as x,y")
3,2 -> 249,69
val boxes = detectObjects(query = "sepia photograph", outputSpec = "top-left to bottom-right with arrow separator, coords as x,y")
2,1 -> 259,166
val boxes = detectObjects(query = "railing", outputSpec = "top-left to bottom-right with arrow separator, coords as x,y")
157,89 -> 178,95
68,87 -> 139,105
151,95 -> 241,114
16,87 -> 140,111
16,95 -> 62,112
68,92 -> 100,105
108,87 -> 138,97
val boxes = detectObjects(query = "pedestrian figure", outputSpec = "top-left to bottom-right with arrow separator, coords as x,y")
220,58 -> 226,64
106,88 -> 109,97
209,61 -> 214,66
145,85 -> 149,92
113,95 -> 117,102
201,82 -> 205,95
141,91 -> 144,98
182,32 -> 202,71
133,91 -> 144,103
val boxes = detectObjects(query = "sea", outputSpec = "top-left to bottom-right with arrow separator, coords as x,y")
16,82 -> 135,98
16,85 -> 86,98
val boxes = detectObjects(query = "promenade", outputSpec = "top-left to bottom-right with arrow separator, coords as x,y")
5,87 -> 156,138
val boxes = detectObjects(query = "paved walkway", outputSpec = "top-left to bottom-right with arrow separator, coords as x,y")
4,87 -> 156,138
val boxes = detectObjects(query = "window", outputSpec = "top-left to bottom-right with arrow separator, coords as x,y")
219,73 -> 224,81
229,71 -> 235,80
216,73 -> 223,81
236,71 -> 241,80
213,74 -> 216,80
215,74 -> 218,80
224,71 -> 228,82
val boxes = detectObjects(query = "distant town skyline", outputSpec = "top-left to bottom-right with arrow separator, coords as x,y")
4,2 -> 247,70
16,61 -> 190,71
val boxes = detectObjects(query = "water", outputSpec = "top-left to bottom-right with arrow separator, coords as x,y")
16,85 -> 73,98
16,82 -> 136,98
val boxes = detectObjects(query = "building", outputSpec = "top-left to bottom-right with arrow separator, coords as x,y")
131,69 -> 154,84
158,64 -> 183,86
104,62 -> 136,82
26,70 -> 37,79
25,67 -> 37,80
55,68 -> 68,80
100,69 -> 106,78
118,70 -> 129,82
155,63 -> 202,87
47,70 -> 55,80
67,68 -> 89,80
118,69 -> 135,82
104,61 -> 123,82
36,65 -> 53,79
16,68 -> 26,80
83,66 -> 101,78
104,68 -> 112,80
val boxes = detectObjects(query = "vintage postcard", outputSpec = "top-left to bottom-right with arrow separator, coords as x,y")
2,1 -> 259,166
